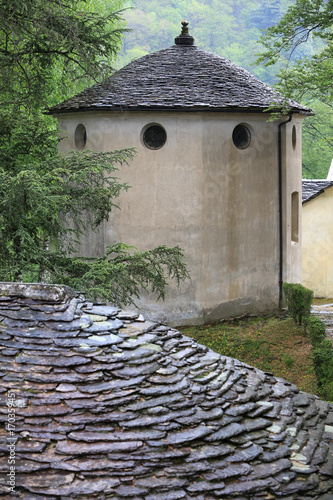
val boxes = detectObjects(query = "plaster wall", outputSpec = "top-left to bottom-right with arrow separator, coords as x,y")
302,186 -> 333,297
281,119 -> 303,285
56,111 -> 303,324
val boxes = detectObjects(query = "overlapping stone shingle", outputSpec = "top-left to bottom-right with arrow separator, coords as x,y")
0,282 -> 333,499
49,44 -> 311,115
302,179 -> 333,203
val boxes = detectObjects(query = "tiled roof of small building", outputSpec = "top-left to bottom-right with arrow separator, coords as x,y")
49,25 -> 311,115
0,282 -> 333,499
302,179 -> 333,203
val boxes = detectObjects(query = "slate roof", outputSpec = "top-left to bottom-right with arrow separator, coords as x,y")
1,282 -> 333,499
302,179 -> 333,203
49,36 -> 312,115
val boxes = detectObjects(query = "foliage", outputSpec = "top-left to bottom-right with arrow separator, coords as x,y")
312,339 -> 333,400
39,244 -> 189,306
283,282 -> 313,326
305,314 -> 333,400
283,285 -> 333,400
306,316 -> 326,347
0,144 -> 134,281
0,0 -> 190,305
257,0 -> 333,103
302,101 -> 333,178
256,0 -> 333,177
0,0 -> 127,107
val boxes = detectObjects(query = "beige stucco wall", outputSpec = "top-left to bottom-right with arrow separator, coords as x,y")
281,121 -> 303,285
302,186 -> 333,297
55,111 -> 303,324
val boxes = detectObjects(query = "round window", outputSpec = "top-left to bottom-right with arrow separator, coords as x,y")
142,124 -> 167,150
292,125 -> 297,150
232,124 -> 251,149
75,124 -> 87,150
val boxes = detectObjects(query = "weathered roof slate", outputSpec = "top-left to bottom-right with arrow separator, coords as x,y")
0,282 -> 333,499
49,44 -> 312,115
302,179 -> 333,203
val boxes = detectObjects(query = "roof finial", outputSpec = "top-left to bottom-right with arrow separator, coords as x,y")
181,19 -> 189,35
175,19 -> 194,46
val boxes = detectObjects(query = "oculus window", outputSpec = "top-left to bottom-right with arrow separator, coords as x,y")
232,124 -> 252,149
142,124 -> 167,150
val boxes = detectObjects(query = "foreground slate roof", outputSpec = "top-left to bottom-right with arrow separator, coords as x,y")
302,180 -> 333,203
49,26 -> 311,115
0,283 -> 333,499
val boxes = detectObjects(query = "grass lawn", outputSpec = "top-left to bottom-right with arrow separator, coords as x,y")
179,314 -> 318,396
313,298 -> 333,305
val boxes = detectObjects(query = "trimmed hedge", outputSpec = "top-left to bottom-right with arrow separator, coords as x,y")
313,339 -> 333,401
283,282 -> 313,326
307,316 -> 326,347
283,282 -> 333,401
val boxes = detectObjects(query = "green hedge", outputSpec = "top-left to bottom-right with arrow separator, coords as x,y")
307,316 -> 326,347
283,282 -> 313,326
283,283 -> 333,401
313,339 -> 333,401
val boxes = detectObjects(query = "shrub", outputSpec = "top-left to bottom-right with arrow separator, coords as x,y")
307,316 -> 326,347
306,315 -> 333,401
312,339 -> 333,393
313,341 -> 333,402
283,282 -> 313,326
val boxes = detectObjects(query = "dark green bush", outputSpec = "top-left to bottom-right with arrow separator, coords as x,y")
283,282 -> 313,326
282,284 -> 333,401
307,316 -> 326,347
320,381 -> 333,402
313,339 -> 333,400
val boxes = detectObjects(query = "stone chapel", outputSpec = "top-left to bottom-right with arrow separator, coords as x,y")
50,22 -> 311,325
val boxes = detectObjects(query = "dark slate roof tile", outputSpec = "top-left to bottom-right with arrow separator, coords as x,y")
1,282 -> 333,499
49,45 -> 312,115
16,352 -> 90,366
217,478 -> 278,497
302,179 -> 333,203
82,318 -> 123,333
248,458 -> 291,480
144,490 -> 187,500
321,450 -> 333,476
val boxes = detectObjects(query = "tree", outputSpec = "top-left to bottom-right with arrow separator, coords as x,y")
257,0 -> 333,104
0,0 -> 127,103
249,0 -> 282,30
0,0 -> 189,305
256,0 -> 333,177
302,101 -> 333,178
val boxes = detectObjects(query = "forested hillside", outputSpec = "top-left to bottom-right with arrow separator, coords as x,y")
117,0 -> 332,178
117,0 -> 291,83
